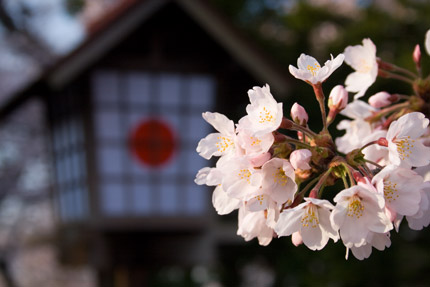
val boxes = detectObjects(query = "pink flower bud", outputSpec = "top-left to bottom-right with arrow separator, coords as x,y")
290,103 -> 308,126
328,85 -> 348,110
289,149 -> 312,170
250,152 -> 271,167
413,44 -> 421,68
368,91 -> 391,108
291,232 -> 303,247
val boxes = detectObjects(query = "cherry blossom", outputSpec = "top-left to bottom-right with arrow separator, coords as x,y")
275,198 -> 339,250
196,112 -> 236,159
289,53 -> 344,85
348,232 -> 391,260
235,125 -> 274,158
238,84 -> 283,137
336,101 -> 377,153
195,33 -> 430,259
219,156 -> 263,202
212,185 -> 241,215
260,158 -> 297,205
237,205 -> 275,246
384,112 -> 430,167
372,165 -> 423,217
405,182 -> 430,230
344,38 -> 378,99
331,181 -> 393,248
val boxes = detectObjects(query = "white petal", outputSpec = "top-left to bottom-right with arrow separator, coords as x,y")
275,205 -> 306,237
202,112 -> 235,136
301,223 -> 326,251
213,185 -> 241,215
350,244 -> 372,260
197,133 -> 231,159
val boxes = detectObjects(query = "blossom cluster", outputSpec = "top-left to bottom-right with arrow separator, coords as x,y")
196,29 -> 430,260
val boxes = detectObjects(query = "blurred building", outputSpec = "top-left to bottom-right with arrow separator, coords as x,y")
0,0 -> 289,286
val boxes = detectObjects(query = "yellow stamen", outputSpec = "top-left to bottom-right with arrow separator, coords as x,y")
394,136 -> 414,160
273,167 -> 288,186
259,107 -> 274,124
307,62 -> 321,76
384,180 -> 399,203
216,136 -> 234,153
347,195 -> 364,218
238,169 -> 251,184
301,204 -> 319,228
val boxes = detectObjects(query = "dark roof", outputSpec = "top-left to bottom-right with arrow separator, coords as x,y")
0,0 -> 290,119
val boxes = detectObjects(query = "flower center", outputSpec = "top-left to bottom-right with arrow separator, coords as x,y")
250,136 -> 261,146
301,204 -> 319,228
347,195 -> 364,218
273,167 -> 288,186
259,107 -> 274,124
238,169 -> 251,183
254,194 -> 265,206
216,136 -> 234,153
358,59 -> 372,73
383,180 -> 399,203
394,136 -> 414,160
307,62 -> 321,76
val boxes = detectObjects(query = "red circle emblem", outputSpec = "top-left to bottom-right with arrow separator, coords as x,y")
129,119 -> 176,167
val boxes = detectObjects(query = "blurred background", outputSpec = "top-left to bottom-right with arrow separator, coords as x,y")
0,0 -> 429,286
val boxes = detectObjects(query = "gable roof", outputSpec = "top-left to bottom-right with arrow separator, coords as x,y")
0,0 -> 290,118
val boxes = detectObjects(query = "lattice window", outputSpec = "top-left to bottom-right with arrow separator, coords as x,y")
92,70 -> 214,216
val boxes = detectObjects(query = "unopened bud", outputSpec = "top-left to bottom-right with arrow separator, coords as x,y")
328,85 -> 348,110
413,44 -> 421,69
250,152 -> 271,167
368,91 -> 391,108
377,137 -> 388,147
290,149 -> 312,170
291,232 -> 303,247
290,103 -> 308,126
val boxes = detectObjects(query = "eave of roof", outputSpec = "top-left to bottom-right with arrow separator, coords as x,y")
0,0 -> 290,119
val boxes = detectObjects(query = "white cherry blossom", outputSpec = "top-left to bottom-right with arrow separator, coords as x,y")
235,125 -> 274,158
372,165 -> 423,217
245,158 -> 296,215
336,101 -> 377,153
331,181 -> 393,248
212,185 -> 241,215
194,167 -> 220,186
238,84 -> 283,137
275,198 -> 339,250
405,182 -> 430,230
289,53 -> 344,85
260,158 -> 297,205
349,232 -> 391,260
385,112 -> 430,167
237,205 -> 275,246
344,38 -> 378,99
219,156 -> 262,202
196,112 -> 236,159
